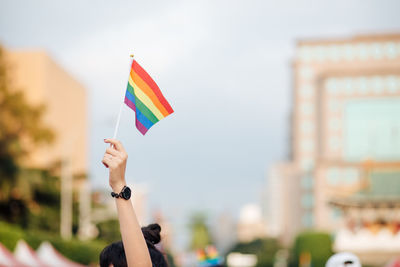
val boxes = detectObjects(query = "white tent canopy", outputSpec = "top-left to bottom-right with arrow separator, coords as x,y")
0,242 -> 28,267
36,242 -> 86,267
14,240 -> 50,267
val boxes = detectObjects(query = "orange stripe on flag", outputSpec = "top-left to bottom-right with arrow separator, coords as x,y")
132,61 -> 174,114
130,70 -> 170,117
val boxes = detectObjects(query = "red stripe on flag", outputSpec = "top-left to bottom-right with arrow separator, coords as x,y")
132,60 -> 174,114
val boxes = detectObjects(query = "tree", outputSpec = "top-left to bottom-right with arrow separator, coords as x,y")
189,213 -> 213,250
228,238 -> 281,267
97,219 -> 121,243
291,231 -> 333,267
0,45 -> 54,220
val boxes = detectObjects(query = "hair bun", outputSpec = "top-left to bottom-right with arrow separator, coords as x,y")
142,223 -> 162,245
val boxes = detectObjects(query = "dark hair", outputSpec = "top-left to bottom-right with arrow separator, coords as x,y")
100,223 -> 168,267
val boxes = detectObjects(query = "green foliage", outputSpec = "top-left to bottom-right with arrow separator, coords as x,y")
97,219 -> 121,243
165,251 -> 178,267
0,45 -> 54,224
28,204 -> 60,232
0,46 -> 54,158
189,213 -> 213,250
0,220 -> 25,249
0,168 -> 62,232
47,238 -> 105,265
0,221 -> 106,265
0,46 -> 112,265
229,238 -> 281,267
291,231 -> 333,267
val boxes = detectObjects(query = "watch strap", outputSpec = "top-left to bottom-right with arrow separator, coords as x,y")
111,186 -> 127,198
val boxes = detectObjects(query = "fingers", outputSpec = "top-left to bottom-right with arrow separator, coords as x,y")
106,147 -> 119,157
102,154 -> 112,168
104,138 -> 125,153
102,139 -> 128,169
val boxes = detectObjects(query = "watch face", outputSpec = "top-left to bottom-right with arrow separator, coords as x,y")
122,186 -> 131,200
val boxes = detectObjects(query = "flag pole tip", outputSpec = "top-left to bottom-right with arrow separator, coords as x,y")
130,54 -> 134,58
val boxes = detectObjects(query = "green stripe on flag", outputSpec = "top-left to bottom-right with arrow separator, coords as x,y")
127,83 -> 159,124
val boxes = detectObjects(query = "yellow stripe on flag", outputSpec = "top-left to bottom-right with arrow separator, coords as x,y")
129,76 -> 165,120
131,71 -> 170,117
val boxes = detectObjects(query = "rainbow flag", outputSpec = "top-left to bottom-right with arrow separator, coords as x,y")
124,59 -> 174,135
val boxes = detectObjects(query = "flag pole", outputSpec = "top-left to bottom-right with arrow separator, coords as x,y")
112,54 -> 135,139
112,103 -> 123,139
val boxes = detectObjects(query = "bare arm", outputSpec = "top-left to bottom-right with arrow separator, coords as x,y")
102,139 -> 152,267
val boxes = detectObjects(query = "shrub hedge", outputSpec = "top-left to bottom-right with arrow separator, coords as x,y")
0,221 -> 106,265
291,231 -> 333,267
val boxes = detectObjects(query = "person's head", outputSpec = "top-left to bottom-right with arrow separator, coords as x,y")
100,223 -> 168,267
325,252 -> 361,267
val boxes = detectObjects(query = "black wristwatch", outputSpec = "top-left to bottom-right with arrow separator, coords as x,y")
111,186 -> 132,200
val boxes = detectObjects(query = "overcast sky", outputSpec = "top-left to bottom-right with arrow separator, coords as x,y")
1,0 -> 400,249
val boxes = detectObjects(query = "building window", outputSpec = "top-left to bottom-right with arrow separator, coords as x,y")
302,212 -> 314,228
301,139 -> 314,152
326,168 -> 340,185
300,67 -> 314,79
344,78 -> 354,95
328,100 -> 341,113
300,103 -> 314,116
329,75 -> 400,96
330,207 -> 342,220
356,43 -> 368,60
344,168 -> 359,184
326,78 -> 338,94
371,43 -> 383,59
301,121 -> 314,134
386,76 -> 399,93
300,158 -> 314,171
328,136 -> 341,151
301,175 -> 314,189
371,76 -> 384,94
298,46 -> 312,62
327,45 -> 340,61
357,77 -> 368,94
344,45 -> 355,60
301,194 -> 314,208
299,85 -> 314,97
344,98 -> 400,161
314,46 -> 326,62
326,167 -> 359,185
329,118 -> 341,131
384,42 -> 397,58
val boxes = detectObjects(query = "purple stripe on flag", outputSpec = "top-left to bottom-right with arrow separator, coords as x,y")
135,118 -> 149,135
124,97 -> 136,111
125,96 -> 151,135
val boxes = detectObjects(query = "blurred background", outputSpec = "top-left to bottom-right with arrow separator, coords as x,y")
1,0 -> 400,266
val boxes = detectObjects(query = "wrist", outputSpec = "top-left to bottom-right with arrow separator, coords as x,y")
111,181 -> 126,193
111,185 -> 132,200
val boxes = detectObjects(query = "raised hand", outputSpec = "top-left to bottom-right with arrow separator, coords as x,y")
102,139 -> 128,193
